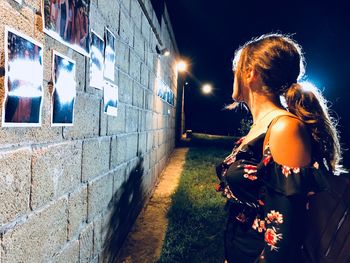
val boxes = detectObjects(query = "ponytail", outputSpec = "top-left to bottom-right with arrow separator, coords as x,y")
284,82 -> 345,174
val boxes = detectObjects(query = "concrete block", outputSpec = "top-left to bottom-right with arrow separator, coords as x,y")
146,131 -> 154,152
126,133 -> 138,160
133,30 -> 144,59
144,90 -> 153,111
132,81 -> 144,108
63,92 -> 100,139
82,137 -> 110,182
68,185 -> 88,240
1,198 -> 68,262
149,71 -> 156,91
116,39 -> 129,73
141,13 -> 151,42
119,8 -> 132,46
52,240 -> 79,263
87,172 -> 113,222
140,63 -> 149,88
93,215 -> 103,258
112,164 -> 127,197
79,223 -> 94,263
110,135 -> 127,168
98,0 -> 120,33
31,141 -> 82,210
120,0 -> 131,14
0,148 -> 31,226
100,100 -> 108,136
138,109 -> 146,132
152,112 -> 158,129
89,2 -> 105,36
144,110 -> 152,131
0,2 -> 34,42
138,132 -> 147,155
125,106 -> 139,133
129,51 -> 141,82
131,0 -> 142,30
107,102 -> 125,134
118,72 -> 133,104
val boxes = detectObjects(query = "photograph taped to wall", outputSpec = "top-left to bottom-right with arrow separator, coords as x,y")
167,90 -> 175,107
2,27 -> 43,127
104,27 -> 116,81
42,0 -> 90,56
103,81 -> 118,117
52,50 -> 76,126
89,30 -> 105,89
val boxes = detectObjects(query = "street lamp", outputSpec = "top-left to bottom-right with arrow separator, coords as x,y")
202,83 -> 213,94
176,60 -> 187,73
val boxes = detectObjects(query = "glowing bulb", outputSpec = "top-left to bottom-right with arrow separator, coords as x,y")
176,61 -> 187,72
202,84 -> 213,94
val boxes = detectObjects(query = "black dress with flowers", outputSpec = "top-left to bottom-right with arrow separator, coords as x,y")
216,116 -> 329,263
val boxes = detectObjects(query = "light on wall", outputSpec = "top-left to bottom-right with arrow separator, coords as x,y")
176,60 -> 187,73
156,45 -> 170,56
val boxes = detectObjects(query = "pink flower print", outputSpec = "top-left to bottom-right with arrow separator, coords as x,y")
252,218 -> 266,232
313,161 -> 319,169
266,210 -> 284,224
265,227 -> 283,251
263,155 -> 272,166
243,164 -> 258,181
281,165 -> 300,177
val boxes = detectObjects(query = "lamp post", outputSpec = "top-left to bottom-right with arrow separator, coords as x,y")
176,60 -> 188,137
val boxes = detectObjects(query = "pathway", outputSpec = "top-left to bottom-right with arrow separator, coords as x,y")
117,147 -> 189,263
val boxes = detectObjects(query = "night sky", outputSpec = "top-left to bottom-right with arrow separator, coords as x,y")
164,0 -> 350,165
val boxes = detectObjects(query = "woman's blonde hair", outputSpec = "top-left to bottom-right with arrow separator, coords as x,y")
232,33 -> 345,174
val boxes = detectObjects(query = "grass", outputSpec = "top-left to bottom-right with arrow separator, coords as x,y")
158,135 -> 234,263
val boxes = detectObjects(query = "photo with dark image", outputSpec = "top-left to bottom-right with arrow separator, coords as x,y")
43,0 -> 90,56
3,27 -> 43,127
52,51 -> 76,126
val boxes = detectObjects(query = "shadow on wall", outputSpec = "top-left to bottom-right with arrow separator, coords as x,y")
101,154 -> 145,263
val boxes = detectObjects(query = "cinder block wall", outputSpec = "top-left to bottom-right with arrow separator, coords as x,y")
0,0 -> 178,262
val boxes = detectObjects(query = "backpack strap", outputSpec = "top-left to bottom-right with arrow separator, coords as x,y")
263,114 -> 301,150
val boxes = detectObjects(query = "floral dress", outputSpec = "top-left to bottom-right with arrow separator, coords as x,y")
216,118 -> 329,263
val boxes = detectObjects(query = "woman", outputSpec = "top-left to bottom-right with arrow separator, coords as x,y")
216,33 -> 345,262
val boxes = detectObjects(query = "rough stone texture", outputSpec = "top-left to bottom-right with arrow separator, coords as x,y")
119,8 -> 133,46
125,106 -> 139,133
116,39 -> 130,74
107,102 -> 126,134
98,0 -> 120,33
141,63 -> 150,88
129,50 -> 141,82
119,72 -> 133,104
31,141 -> 82,210
110,135 -> 127,168
82,137 -> 111,182
68,185 -> 88,240
87,172 -> 113,222
138,132 -> 147,155
93,215 -> 103,258
133,30 -> 145,59
1,198 -> 68,262
126,133 -> 138,160
131,0 -> 142,30
79,223 -> 94,263
52,240 -> 80,263
0,147 -> 31,226
63,92 -> 100,139
132,81 -> 144,108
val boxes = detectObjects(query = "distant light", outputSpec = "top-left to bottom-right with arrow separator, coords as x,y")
202,84 -> 213,94
185,82 -> 189,85
177,61 -> 187,72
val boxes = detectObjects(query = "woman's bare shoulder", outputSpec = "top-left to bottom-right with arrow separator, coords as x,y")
269,115 -> 312,167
